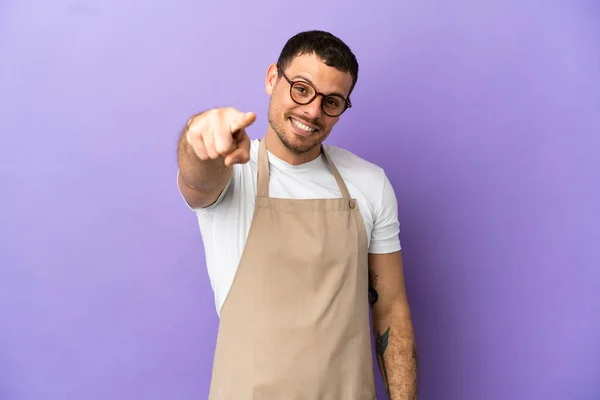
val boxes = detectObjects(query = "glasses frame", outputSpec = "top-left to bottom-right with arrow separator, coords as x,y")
277,65 -> 352,117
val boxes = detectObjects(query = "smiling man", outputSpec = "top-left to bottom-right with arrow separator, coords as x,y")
177,30 -> 418,399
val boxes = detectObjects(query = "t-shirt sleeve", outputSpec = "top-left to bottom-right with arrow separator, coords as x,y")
368,173 -> 402,254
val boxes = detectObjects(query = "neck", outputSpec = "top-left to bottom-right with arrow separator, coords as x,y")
264,129 -> 322,166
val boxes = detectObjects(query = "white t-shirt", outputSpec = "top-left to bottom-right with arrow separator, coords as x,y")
180,139 -> 402,316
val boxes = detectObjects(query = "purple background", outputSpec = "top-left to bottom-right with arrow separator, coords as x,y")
1,0 -> 599,399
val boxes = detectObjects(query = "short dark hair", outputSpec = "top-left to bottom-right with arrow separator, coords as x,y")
276,30 -> 359,95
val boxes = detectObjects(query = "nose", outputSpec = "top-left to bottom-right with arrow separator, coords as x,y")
302,96 -> 323,119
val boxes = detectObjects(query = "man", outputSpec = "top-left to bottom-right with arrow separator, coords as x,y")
177,30 -> 418,399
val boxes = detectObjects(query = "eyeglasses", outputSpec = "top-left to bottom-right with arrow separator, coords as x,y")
277,66 -> 352,117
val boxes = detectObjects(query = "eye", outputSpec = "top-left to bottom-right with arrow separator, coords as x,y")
292,82 -> 312,97
325,97 -> 340,108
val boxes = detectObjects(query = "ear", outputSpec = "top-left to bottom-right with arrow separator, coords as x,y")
265,63 -> 279,96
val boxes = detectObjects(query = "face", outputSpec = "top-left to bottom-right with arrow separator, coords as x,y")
265,53 -> 353,156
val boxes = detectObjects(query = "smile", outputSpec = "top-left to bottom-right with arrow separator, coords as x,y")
290,117 -> 317,133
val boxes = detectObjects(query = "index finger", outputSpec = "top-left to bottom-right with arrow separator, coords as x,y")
230,112 -> 256,133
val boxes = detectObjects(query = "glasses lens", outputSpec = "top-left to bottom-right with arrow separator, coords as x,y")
322,95 -> 346,116
290,82 -> 315,104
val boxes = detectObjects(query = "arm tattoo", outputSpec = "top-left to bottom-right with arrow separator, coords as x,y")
376,327 -> 391,399
368,268 -> 378,306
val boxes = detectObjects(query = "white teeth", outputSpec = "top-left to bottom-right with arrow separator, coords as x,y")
291,118 -> 316,132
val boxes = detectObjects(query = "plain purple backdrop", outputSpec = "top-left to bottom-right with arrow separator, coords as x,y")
1,0 -> 599,399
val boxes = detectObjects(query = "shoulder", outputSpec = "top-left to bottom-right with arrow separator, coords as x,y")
324,144 -> 401,252
324,143 -> 399,217
323,143 -> 388,186
324,144 -> 401,253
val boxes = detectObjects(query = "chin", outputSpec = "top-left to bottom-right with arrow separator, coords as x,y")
280,130 -> 324,155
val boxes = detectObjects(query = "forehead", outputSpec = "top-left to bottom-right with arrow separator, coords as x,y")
283,53 -> 353,97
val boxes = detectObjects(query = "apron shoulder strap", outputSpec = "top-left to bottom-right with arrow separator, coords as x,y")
257,138 -> 270,198
322,147 -> 351,199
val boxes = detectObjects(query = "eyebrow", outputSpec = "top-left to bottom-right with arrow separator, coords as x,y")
291,74 -> 348,99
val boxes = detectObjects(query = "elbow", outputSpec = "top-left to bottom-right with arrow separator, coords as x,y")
373,296 -> 413,328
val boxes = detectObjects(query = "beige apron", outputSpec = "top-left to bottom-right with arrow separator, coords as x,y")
208,138 -> 376,399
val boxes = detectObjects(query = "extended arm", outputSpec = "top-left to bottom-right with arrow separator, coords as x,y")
177,108 -> 255,208
177,123 -> 233,208
369,251 -> 418,399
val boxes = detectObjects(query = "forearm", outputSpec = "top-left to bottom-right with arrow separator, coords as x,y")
373,312 -> 418,399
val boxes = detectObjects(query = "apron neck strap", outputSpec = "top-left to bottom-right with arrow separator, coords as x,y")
257,137 -> 352,199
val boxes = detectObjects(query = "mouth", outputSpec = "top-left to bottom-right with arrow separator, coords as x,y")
289,117 -> 319,135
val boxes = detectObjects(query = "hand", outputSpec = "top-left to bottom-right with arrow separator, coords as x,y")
185,107 -> 256,167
